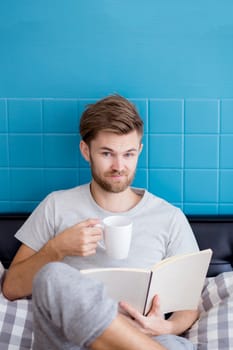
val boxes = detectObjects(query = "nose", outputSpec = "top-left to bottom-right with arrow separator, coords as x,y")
112,155 -> 125,172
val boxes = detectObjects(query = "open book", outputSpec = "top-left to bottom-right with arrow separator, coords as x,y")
81,249 -> 212,315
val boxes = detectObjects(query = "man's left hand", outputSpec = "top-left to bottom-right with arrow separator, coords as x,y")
119,295 -> 172,336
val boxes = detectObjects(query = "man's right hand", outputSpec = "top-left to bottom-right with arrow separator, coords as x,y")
52,218 -> 103,258
2,218 -> 103,300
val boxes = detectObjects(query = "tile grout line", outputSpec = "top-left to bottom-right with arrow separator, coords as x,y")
41,99 -> 46,198
146,98 -> 149,189
216,99 -> 221,214
181,99 -> 185,211
5,99 -> 11,208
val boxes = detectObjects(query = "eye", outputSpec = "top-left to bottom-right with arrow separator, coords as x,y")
102,152 -> 112,157
124,152 -> 135,158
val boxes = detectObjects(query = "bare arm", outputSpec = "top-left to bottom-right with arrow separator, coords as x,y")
2,218 -> 102,300
90,314 -> 166,350
164,309 -> 199,335
2,242 -> 60,300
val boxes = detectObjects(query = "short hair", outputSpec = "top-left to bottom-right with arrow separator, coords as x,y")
79,94 -> 143,144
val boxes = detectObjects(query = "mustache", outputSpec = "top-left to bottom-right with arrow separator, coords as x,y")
105,170 -> 128,176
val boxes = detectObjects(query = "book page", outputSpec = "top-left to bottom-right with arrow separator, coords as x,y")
81,268 -> 150,314
145,249 -> 212,314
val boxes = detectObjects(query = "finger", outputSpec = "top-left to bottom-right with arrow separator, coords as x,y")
119,302 -> 148,331
82,248 -> 97,256
121,314 -> 142,330
77,222 -> 103,242
81,231 -> 103,246
86,226 -> 103,241
119,301 -> 143,322
147,294 -> 160,316
74,218 -> 101,229
83,220 -> 103,239
79,242 -> 99,256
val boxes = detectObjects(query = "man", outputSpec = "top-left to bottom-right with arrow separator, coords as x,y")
3,95 -> 199,350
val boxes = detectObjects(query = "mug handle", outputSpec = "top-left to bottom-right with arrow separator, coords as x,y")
97,241 -> 105,250
95,223 -> 105,250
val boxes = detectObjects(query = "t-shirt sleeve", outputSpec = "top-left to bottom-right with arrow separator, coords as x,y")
166,208 -> 199,257
15,193 -> 56,251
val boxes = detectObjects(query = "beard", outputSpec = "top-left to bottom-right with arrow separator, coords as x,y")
90,159 -> 135,193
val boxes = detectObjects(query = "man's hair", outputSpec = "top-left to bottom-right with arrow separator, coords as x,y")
79,94 -> 143,144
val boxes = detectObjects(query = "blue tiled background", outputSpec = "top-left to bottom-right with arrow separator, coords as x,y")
0,1 -> 233,214
1,98 -> 233,214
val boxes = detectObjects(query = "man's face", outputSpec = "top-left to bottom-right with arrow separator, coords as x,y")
81,130 -> 142,193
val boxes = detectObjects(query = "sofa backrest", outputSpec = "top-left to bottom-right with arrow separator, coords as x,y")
0,213 -> 233,276
188,215 -> 233,277
0,214 -> 29,268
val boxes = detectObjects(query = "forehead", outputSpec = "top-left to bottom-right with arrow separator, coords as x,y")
90,130 -> 141,152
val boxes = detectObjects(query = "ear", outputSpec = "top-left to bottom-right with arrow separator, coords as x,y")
139,143 -> 143,154
80,140 -> 90,162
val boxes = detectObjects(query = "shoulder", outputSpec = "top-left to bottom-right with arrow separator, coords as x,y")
132,187 -> 189,228
45,184 -> 89,203
134,187 -> 179,213
29,184 -> 90,218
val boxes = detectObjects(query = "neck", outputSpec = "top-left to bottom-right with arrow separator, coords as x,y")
90,181 -> 142,213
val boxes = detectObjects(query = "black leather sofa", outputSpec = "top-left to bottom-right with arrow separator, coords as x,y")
0,213 -> 233,277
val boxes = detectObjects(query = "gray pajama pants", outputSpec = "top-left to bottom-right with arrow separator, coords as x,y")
32,262 -> 196,350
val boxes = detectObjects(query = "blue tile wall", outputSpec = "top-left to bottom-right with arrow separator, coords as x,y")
221,101 -> 233,133
149,100 -> 183,134
0,135 -> 8,167
220,136 -> 233,168
43,100 -> 78,133
149,135 -> 182,168
9,135 -> 43,167
8,100 -> 42,133
149,169 -> 183,204
220,171 -> 233,203
185,135 -> 218,169
1,2 -> 233,100
0,98 -> 233,214
185,100 -> 219,133
0,169 -> 10,201
0,100 -> 7,133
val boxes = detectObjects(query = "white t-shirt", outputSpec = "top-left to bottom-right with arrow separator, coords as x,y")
15,184 -> 199,270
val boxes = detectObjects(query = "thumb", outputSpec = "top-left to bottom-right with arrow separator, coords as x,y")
147,294 -> 160,316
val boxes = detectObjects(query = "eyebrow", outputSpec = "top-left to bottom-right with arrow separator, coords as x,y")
99,147 -> 139,153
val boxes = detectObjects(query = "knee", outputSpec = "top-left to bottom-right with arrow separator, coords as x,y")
33,262 -> 68,299
34,262 -> 61,285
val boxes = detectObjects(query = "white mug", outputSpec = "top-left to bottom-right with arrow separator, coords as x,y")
98,216 -> 133,259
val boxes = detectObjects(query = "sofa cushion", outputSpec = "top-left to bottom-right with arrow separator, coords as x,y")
184,271 -> 233,350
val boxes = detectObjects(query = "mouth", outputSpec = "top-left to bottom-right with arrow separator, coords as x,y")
107,172 -> 127,179
107,171 -> 127,176
109,175 -> 125,180
111,176 -> 124,181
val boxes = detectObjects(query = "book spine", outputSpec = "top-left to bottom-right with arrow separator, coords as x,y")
143,271 -> 153,315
